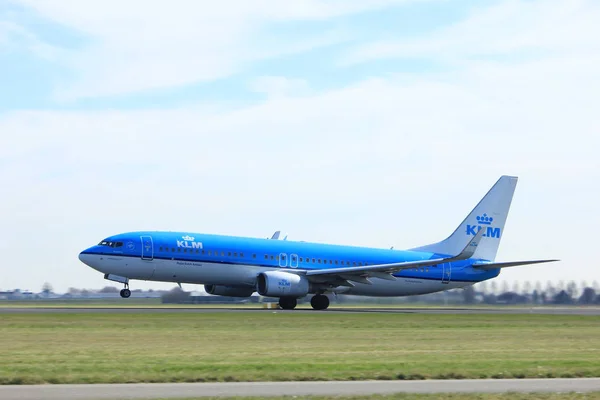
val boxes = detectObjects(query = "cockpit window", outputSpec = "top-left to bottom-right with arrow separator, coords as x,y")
98,240 -> 124,248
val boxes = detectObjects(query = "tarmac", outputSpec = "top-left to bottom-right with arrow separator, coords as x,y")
1,379 -> 600,399
1,306 -> 600,315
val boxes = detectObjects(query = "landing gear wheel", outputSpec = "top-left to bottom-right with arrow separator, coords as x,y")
120,288 -> 131,298
278,297 -> 297,310
310,294 -> 330,310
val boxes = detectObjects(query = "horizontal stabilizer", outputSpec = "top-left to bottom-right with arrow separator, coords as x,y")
473,259 -> 559,270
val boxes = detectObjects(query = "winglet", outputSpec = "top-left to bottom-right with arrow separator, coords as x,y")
270,231 -> 281,240
454,226 -> 485,260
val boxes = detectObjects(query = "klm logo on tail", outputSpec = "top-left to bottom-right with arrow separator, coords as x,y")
466,213 -> 501,239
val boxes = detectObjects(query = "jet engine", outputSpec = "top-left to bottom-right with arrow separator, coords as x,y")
256,271 -> 310,297
204,284 -> 254,297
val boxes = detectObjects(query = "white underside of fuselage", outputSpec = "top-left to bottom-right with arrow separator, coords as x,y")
82,254 -> 471,297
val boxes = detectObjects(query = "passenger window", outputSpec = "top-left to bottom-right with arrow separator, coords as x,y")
159,247 -> 163,251
228,252 -> 231,256
184,249 -> 187,253
329,260 -> 333,264
299,257 -> 303,262
234,252 -> 237,257
208,251 -> 211,255
318,259 -> 321,264
202,250 -> 205,254
264,255 -> 268,259
335,260 -> 338,265
240,253 -> 244,257
221,252 -> 224,256
253,254 -> 256,258
312,258 -> 316,263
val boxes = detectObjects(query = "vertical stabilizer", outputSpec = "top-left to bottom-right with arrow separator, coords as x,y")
410,176 -> 518,261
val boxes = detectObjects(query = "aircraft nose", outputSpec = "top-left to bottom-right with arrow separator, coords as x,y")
79,250 -> 92,266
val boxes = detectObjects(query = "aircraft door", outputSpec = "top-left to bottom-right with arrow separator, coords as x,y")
289,254 -> 298,268
441,263 -> 451,284
141,236 -> 154,261
279,253 -> 287,267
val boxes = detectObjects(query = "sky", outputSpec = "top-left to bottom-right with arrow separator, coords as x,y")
1,0 -> 599,293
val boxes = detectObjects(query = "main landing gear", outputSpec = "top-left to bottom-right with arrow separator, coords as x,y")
278,297 -> 297,310
277,295 -> 330,310
119,283 -> 131,298
310,294 -> 329,310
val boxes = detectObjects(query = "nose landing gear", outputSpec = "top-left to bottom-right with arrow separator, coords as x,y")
119,284 -> 131,298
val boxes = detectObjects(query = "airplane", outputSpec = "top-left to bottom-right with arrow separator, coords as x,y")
78,176 -> 558,310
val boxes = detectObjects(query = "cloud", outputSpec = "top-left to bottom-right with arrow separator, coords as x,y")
248,76 -> 312,98
341,0 -> 600,65
0,19 -> 63,60
5,0 -> 420,100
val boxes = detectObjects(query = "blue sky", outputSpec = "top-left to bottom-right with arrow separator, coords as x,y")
0,0 -> 484,110
1,0 -> 599,292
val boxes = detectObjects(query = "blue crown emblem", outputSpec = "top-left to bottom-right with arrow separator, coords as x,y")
476,213 -> 493,225
182,235 -> 195,241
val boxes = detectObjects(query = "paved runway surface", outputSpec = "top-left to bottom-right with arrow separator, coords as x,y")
1,306 -> 600,315
2,379 -> 600,399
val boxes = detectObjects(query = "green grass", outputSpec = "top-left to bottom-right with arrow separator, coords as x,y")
3,300 -> 598,309
1,312 -> 599,384
163,395 -> 600,400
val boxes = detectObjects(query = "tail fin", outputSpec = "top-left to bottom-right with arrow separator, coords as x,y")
410,175 -> 518,261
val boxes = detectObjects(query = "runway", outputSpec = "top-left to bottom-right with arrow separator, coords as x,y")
1,306 -> 600,315
2,379 -> 600,399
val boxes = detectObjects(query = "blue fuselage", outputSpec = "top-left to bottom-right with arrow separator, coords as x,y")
79,231 -> 500,297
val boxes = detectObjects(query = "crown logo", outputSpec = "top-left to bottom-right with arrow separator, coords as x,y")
476,213 -> 493,225
182,235 -> 195,241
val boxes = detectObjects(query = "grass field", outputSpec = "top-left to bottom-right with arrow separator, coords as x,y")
161,395 -> 600,400
4,300 -> 598,309
1,312 -> 599,384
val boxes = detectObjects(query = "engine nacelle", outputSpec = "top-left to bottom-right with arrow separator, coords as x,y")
256,271 -> 310,297
204,284 -> 254,297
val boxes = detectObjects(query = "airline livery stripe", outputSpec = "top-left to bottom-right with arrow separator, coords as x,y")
79,252 -> 482,283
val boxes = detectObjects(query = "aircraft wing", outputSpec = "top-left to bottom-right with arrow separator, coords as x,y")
472,259 -> 559,270
304,228 -> 486,284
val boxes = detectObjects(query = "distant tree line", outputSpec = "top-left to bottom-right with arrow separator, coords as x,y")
464,280 -> 600,305
18,280 -> 600,306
